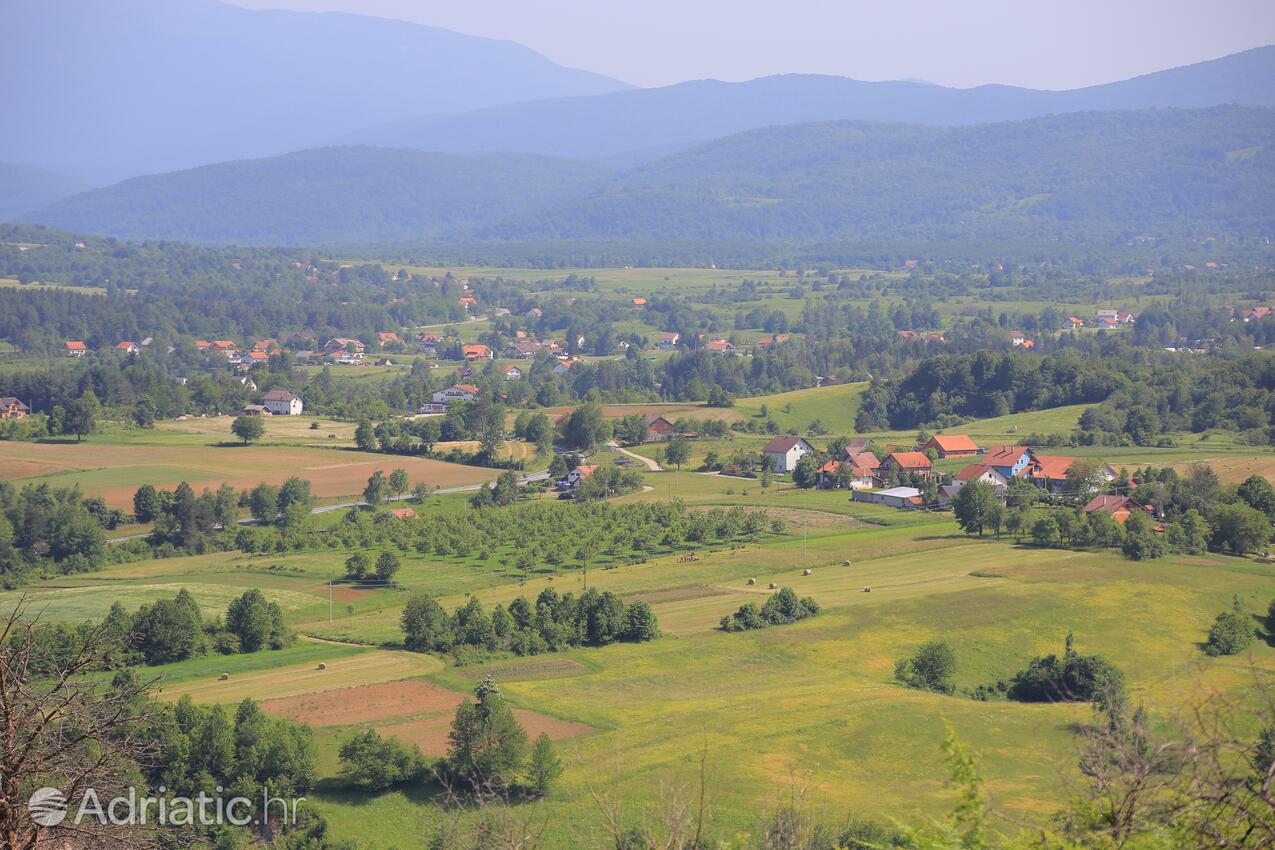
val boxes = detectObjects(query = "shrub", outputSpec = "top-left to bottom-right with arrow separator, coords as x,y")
1006,633 -> 1124,704
1205,610 -> 1255,656
895,640 -> 957,694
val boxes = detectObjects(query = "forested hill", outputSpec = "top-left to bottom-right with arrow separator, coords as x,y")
489,106 -> 1275,243
352,46 -> 1275,160
23,148 -> 612,246
22,107 -> 1275,247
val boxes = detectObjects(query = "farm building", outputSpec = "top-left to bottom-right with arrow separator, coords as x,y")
431,384 -> 479,405
64,341 -> 88,357
645,414 -> 676,440
923,434 -> 978,458
853,486 -> 924,509
816,459 -> 875,490
658,332 -> 680,349
881,451 -> 934,478
262,389 -> 303,415
1082,495 -> 1151,523
561,465 -> 597,490
462,344 -> 493,361
762,436 -> 815,473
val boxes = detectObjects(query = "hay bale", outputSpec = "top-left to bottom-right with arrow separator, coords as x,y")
316,662 -> 327,670
802,569 -> 813,576
862,586 -> 872,593
218,673 -> 230,681
746,578 -> 756,586
842,560 -> 851,566
767,582 -> 778,590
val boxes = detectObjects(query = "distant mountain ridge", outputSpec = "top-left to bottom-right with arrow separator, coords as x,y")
22,147 -> 611,246
351,46 -> 1275,160
0,163 -> 89,222
0,0 -> 628,181
24,107 -> 1275,248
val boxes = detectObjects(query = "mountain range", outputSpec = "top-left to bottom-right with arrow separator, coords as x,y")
0,0 -> 626,182
25,107 -> 1274,247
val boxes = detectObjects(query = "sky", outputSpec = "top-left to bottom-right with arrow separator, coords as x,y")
227,0 -> 1275,89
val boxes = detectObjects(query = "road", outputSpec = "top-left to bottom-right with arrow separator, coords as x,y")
608,442 -> 663,471
108,469 -> 550,543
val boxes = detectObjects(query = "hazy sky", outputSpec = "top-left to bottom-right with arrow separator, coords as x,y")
227,0 -> 1275,89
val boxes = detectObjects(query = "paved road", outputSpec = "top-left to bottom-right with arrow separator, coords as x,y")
108,469 -> 550,543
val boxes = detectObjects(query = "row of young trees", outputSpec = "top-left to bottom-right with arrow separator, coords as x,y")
401,587 -> 660,659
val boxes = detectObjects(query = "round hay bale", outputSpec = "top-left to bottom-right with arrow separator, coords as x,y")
316,662 -> 327,670
842,560 -> 851,566
767,582 -> 778,590
218,673 -> 230,681
862,586 -> 872,593
802,569 -> 813,576
746,578 -> 756,586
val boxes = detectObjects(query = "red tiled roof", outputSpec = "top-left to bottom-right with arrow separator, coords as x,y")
955,463 -> 993,481
1030,455 -> 1078,480
888,451 -> 932,470
843,450 -> 879,469
928,434 -> 978,453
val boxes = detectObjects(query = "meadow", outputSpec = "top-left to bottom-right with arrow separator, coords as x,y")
7,461 -> 1274,847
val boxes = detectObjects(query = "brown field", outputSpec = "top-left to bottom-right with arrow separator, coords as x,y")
261,677 -> 596,755
378,711 -> 595,757
623,586 -> 731,605
0,441 -> 498,508
1175,454 -> 1275,484
262,679 -> 461,726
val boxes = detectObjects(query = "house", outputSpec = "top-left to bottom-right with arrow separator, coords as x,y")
262,389 -> 303,416
324,337 -> 365,355
1029,455 -> 1116,493
843,438 -> 872,454
252,339 -> 279,352
853,486 -> 924,509
417,334 -> 444,355
114,341 -> 140,355
0,397 -> 30,419
1065,317 -> 1085,330
762,436 -> 815,473
238,404 -> 272,416
64,341 -> 88,357
431,384 -> 479,405
881,451 -> 934,479
924,434 -> 979,458
497,365 -> 523,381
645,415 -> 676,441
1243,306 -> 1273,322
755,334 -> 790,348
658,332 -> 680,349
211,340 -> 238,352
292,350 -> 320,366
389,507 -> 417,520
561,465 -> 597,490
509,341 -> 541,359
1083,494 -> 1151,523
632,297 -> 647,306
377,332 -> 402,346
194,340 -> 211,351
982,446 -> 1034,480
234,375 -> 258,392
462,344 -> 493,361
705,339 -> 734,353
840,449 -> 880,472
241,351 -> 269,366
816,460 -> 875,490
1010,331 -> 1027,346
552,360 -> 575,375
954,463 -> 1010,491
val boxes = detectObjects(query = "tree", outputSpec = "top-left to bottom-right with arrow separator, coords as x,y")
354,418 -> 377,451
363,469 -> 389,507
389,468 -> 410,499
412,481 -> 430,503
339,729 -> 427,791
527,732 -> 563,797
1205,606 -> 1255,656
225,588 -> 287,652
375,550 -> 401,582
1238,475 -> 1275,523
401,592 -> 454,652
953,481 -> 1000,537
248,482 -> 280,523
895,640 -> 957,693
562,402 -> 610,451
791,453 -> 821,489
1031,514 -> 1060,547
1210,503 -> 1272,556
0,604 -> 157,850
445,677 -> 529,791
664,435 -> 691,470
1122,510 -> 1166,560
624,600 -> 661,642
344,551 -> 370,580
64,389 -> 100,441
132,398 -> 156,429
133,483 -> 161,523
231,414 -> 265,444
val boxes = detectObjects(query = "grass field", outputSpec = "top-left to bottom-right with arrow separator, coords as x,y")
0,418 -> 501,508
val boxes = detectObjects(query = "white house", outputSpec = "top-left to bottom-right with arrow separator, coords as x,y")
762,436 -> 815,473
430,384 -> 479,405
658,332 -> 680,349
262,389 -> 303,415
561,464 -> 597,490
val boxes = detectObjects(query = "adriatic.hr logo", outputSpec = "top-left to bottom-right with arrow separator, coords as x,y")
26,785 -> 305,827
28,787 -> 69,827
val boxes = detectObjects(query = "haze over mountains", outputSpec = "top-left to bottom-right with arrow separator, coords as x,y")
0,0 -> 627,182
4,0 -> 1274,248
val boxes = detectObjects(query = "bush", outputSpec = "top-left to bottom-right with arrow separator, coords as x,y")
339,730 -> 428,790
1205,610 -> 1255,656
1006,633 -> 1124,704
895,640 -> 957,694
721,588 -> 819,631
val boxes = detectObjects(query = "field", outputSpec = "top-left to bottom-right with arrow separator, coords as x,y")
0,416 -> 501,508
8,457 -> 1274,846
